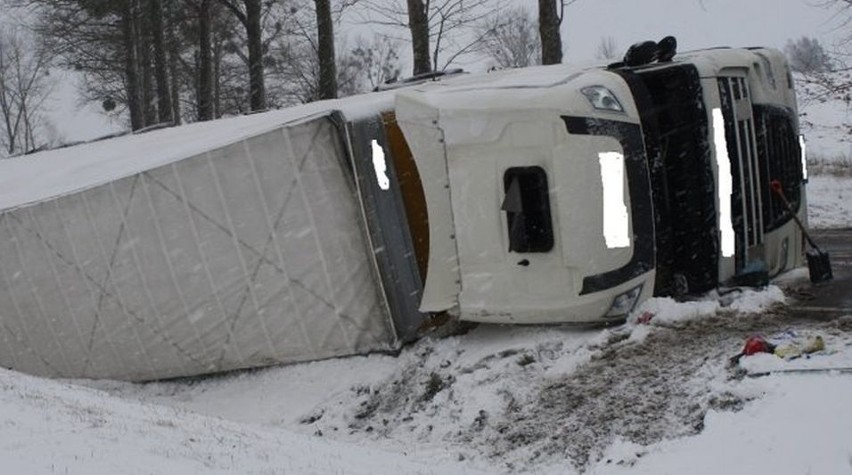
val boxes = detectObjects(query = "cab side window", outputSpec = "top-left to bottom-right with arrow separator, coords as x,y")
501,167 -> 554,253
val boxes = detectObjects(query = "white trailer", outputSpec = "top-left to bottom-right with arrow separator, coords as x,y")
0,94 -> 433,381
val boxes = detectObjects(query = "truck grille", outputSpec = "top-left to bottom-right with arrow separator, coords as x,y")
718,76 -> 764,265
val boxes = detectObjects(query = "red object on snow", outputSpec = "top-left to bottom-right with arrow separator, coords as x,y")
742,336 -> 773,356
730,335 -> 778,366
636,312 -> 654,325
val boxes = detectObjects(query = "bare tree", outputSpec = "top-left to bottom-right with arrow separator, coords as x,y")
263,1 -> 396,103
196,0 -> 214,120
780,2 -> 852,104
21,0 -> 298,129
0,27 -> 54,156
120,1 -> 145,129
785,37 -> 833,74
477,6 -> 540,69
27,0 -> 168,130
538,0 -> 576,65
349,35 -> 402,90
358,0 -> 504,75
218,0 -> 267,111
407,0 -> 431,74
166,2 -> 182,124
149,0 -> 173,123
791,2 -> 852,142
538,0 -> 561,64
595,36 -> 618,61
316,0 -> 338,99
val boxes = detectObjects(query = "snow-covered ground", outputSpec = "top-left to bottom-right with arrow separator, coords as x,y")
798,89 -> 852,161
0,366 -> 480,475
808,175 -> 852,228
802,80 -> 852,229
2,83 -> 852,474
4,278 -> 851,474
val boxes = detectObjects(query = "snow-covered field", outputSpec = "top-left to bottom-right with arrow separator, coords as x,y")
2,90 -> 852,474
808,175 -> 852,228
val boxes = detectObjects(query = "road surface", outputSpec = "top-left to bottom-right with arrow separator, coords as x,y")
791,227 -> 852,317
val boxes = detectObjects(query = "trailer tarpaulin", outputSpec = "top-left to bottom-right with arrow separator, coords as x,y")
0,115 -> 395,381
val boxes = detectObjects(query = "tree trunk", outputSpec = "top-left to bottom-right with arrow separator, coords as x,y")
0,48 -> 16,154
406,0 -> 431,75
139,13 -> 157,127
213,40 -> 222,116
197,0 -> 214,121
22,103 -> 33,151
121,1 -> 145,130
538,0 -> 562,65
315,0 -> 337,100
244,0 -> 266,111
168,20 -> 181,124
149,0 -> 173,124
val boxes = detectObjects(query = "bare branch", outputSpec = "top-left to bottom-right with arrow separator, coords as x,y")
356,0 -> 505,74
216,0 -> 248,27
0,26 -> 55,155
475,6 -> 540,68
595,36 -> 619,61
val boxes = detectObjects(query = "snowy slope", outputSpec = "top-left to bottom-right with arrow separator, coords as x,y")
64,283 -> 852,474
593,373 -> 852,474
0,367 -> 480,474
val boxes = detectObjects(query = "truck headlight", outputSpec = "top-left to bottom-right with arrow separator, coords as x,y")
581,86 -> 624,113
605,284 -> 643,318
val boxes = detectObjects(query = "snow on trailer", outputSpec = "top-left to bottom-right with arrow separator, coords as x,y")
0,92 -> 433,381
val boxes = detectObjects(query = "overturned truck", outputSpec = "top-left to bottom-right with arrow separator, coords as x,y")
0,44 -> 807,380
399,45 -> 806,324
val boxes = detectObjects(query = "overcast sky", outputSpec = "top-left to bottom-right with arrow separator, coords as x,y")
4,0 -> 849,142
553,0 -> 845,61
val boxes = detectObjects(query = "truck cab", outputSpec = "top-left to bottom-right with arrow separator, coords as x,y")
395,66 -> 656,324
614,46 -> 805,295
389,45 -> 805,324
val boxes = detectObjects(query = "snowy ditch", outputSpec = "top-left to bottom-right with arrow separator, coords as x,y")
88,281 -> 852,473
301,289 -> 826,472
